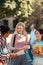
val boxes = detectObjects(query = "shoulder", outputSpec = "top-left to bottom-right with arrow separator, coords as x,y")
40,41 -> 43,45
33,40 -> 38,45
11,33 -> 15,38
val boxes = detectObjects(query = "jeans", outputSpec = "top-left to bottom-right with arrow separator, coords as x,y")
25,50 -> 33,65
9,58 -> 15,65
28,45 -> 33,60
9,54 -> 28,65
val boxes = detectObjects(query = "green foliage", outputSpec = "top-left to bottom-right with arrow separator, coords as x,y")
41,2 -> 43,6
0,0 -> 33,19
41,2 -> 43,14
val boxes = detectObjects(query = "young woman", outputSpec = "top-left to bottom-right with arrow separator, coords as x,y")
0,25 -> 10,65
9,22 -> 30,65
0,25 -> 10,54
32,29 -> 43,65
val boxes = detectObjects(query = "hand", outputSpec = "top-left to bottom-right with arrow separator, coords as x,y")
32,49 -> 40,56
39,53 -> 43,56
23,45 -> 30,50
10,53 -> 18,58
32,49 -> 39,53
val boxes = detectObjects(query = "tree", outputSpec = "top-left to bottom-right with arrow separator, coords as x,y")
0,0 -> 33,19
28,0 -> 43,29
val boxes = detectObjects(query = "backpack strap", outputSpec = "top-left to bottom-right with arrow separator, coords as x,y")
12,35 -> 16,47
12,35 -> 16,53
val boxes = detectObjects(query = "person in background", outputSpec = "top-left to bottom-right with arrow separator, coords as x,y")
9,22 -> 30,65
28,23 -> 37,61
32,29 -> 43,65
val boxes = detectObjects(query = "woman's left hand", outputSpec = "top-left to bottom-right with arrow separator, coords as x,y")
23,45 -> 30,50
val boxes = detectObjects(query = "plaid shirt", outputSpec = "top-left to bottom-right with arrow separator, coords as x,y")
0,36 -> 8,54
0,36 -> 6,48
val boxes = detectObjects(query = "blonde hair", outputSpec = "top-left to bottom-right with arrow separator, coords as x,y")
15,22 -> 27,36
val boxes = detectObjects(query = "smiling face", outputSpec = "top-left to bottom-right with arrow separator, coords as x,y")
36,31 -> 42,41
3,31 -> 10,38
15,22 -> 27,36
17,25 -> 24,34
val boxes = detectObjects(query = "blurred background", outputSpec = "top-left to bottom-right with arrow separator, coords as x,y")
0,0 -> 43,33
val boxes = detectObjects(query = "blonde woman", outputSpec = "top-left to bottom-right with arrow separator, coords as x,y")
9,22 -> 30,65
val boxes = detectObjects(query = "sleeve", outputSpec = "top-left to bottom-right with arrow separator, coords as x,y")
8,34 -> 14,51
26,35 -> 30,45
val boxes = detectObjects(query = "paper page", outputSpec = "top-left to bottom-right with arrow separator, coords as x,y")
16,50 -> 25,56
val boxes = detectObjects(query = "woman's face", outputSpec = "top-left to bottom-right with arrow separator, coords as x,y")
17,25 -> 24,34
36,32 -> 42,41
4,31 -> 10,38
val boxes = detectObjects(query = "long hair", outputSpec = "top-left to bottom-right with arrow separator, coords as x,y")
14,22 -> 27,36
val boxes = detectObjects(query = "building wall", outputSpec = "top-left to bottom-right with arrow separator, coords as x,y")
1,17 -> 19,32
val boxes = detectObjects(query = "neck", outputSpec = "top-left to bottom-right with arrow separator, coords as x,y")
38,39 -> 41,42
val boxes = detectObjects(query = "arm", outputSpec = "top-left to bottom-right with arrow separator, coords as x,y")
39,53 -> 43,56
32,50 -> 43,56
22,45 -> 30,50
8,34 -> 16,51
32,49 -> 40,56
22,35 -> 30,50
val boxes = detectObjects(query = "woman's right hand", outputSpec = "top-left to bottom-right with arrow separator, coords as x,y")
10,53 -> 18,58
